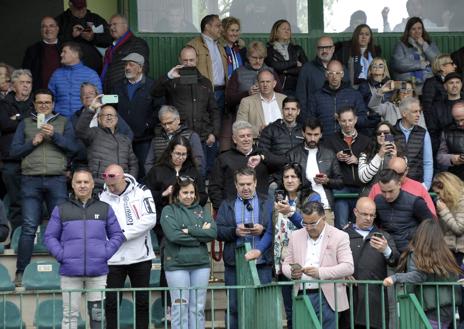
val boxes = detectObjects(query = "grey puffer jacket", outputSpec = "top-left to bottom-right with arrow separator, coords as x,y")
75,109 -> 138,187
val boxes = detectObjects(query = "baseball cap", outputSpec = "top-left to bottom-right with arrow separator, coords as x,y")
444,72 -> 463,84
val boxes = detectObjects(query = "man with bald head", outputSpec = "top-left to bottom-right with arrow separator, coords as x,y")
22,16 -> 61,91
99,164 -> 156,329
369,156 -> 436,216
309,60 -> 373,135
341,197 -> 398,329
437,101 -> 464,180
296,36 -> 349,119
152,46 -> 220,175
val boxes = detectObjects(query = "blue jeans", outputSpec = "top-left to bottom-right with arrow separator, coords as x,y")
224,264 -> 273,329
165,267 -> 210,329
299,291 -> 336,329
16,175 -> 67,272
202,141 -> 218,178
133,140 -> 151,180
333,186 -> 359,229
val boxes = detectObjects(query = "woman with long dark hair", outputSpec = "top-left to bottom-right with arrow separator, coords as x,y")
384,219 -> 462,329
335,24 -> 381,88
391,17 -> 440,95
358,121 -> 403,195
273,162 -> 320,329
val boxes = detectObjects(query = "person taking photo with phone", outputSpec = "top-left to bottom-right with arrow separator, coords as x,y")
324,107 -> 370,228
340,197 -> 399,329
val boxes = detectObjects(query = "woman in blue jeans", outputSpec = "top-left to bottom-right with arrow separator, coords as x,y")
160,176 -> 217,329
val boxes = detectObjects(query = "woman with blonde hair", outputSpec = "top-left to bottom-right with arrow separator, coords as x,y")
432,172 -> 464,264
358,57 -> 392,106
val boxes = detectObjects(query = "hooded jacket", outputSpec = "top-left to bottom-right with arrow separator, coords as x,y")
100,174 -> 157,265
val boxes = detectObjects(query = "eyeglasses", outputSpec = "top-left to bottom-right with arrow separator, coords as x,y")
317,45 -> 334,51
376,130 -> 391,136
101,173 -> 122,179
161,119 -> 177,127
371,64 -> 385,69
400,88 -> 414,93
432,181 -> 444,189
172,151 -> 188,158
99,114 -> 116,119
327,71 -> 343,77
178,175 -> 195,183
301,216 -> 325,228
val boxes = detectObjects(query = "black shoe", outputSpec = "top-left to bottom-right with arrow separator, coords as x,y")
14,272 -> 23,287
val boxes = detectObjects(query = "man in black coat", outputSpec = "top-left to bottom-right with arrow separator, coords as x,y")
341,197 -> 399,329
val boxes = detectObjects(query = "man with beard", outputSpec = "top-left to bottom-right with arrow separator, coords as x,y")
287,118 -> 343,225
110,53 -> 157,178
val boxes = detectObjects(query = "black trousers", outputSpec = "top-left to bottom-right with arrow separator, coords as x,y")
105,260 -> 152,329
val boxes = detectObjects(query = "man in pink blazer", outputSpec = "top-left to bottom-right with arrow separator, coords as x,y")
282,201 -> 354,329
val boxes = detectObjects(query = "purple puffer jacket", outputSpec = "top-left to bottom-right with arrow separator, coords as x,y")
44,197 -> 125,277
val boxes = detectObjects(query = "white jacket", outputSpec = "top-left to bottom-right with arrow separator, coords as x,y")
100,174 -> 157,265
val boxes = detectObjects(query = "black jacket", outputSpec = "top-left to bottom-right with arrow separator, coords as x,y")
344,224 -> 398,329
22,41 -> 62,91
323,132 -> 371,187
374,190 -> 433,252
152,69 -> 220,141
286,143 -> 344,209
0,93 -> 33,161
55,9 -> 112,74
208,147 -> 286,209
258,119 -> 304,156
110,76 -> 158,142
265,43 -> 308,93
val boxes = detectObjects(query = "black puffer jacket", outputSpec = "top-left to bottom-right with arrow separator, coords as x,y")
265,42 -> 307,93
75,109 -> 138,187
258,119 -> 304,156
152,69 -> 220,141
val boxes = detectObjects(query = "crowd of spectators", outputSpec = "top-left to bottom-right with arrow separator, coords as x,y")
2,1 -> 464,328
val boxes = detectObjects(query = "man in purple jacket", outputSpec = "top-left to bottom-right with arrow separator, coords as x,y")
44,168 -> 125,329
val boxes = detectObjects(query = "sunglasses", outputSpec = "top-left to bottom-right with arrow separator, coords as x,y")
376,130 -> 391,136
178,175 -> 195,183
101,173 -> 122,179
283,162 -> 301,170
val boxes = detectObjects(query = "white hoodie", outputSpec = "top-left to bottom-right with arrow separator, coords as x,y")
100,174 -> 157,265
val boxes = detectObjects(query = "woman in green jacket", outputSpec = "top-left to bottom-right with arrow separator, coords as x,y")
160,176 -> 217,329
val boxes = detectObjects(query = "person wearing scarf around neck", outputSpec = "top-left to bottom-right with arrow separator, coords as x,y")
265,19 -> 307,96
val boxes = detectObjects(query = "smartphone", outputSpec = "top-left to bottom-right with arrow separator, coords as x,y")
274,189 -> 285,202
179,67 -> 198,84
315,173 -> 325,178
102,94 -> 119,104
290,263 -> 302,271
244,223 -> 254,229
373,232 -> 383,239
37,113 -> 45,129
384,134 -> 395,143
400,81 -> 408,92
393,81 -> 402,89
342,149 -> 352,155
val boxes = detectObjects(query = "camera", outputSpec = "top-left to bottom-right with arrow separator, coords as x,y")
274,189 -> 285,202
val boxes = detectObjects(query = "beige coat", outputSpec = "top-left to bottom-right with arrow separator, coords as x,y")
187,36 -> 227,86
236,92 -> 286,138
438,195 -> 464,253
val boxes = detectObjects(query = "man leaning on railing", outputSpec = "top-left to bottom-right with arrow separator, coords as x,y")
282,200 -> 354,329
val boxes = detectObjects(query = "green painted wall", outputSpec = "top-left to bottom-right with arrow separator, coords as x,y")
63,0 -> 118,21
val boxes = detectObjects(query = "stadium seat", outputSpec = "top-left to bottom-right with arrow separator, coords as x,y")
0,301 -> 25,329
117,299 -> 134,329
150,298 -> 165,328
22,260 -> 60,290
34,299 -> 85,329
11,224 -> 49,254
0,264 -> 14,291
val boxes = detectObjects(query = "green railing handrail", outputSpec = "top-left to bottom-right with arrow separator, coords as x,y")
293,294 -> 322,329
397,293 -> 433,329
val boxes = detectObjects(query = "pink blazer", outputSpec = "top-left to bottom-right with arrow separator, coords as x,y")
282,224 -> 354,311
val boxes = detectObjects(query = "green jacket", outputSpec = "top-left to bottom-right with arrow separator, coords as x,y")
161,202 -> 217,271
